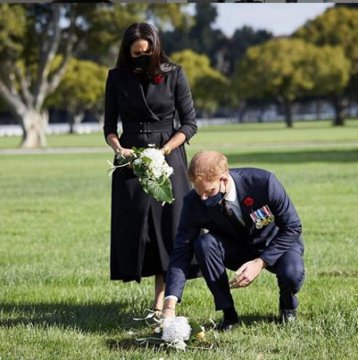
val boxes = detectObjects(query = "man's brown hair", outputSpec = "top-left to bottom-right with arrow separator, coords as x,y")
188,151 -> 228,182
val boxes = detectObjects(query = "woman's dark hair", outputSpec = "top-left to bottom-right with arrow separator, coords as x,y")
116,23 -> 173,75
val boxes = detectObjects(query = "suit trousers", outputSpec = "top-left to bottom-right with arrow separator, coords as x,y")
193,233 -> 305,311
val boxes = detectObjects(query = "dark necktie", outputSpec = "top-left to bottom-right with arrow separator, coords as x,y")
221,199 -> 245,229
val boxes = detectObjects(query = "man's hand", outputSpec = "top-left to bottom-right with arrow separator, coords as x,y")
229,258 -> 267,289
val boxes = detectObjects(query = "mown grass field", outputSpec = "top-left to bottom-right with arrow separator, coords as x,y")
1,121 -> 357,359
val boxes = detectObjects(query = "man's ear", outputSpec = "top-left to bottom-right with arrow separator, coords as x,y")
220,173 -> 229,185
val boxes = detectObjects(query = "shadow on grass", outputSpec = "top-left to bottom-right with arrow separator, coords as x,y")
0,301 -> 278,333
200,314 -> 277,330
106,337 -> 138,351
0,301 -> 150,333
103,314 -> 278,353
240,313 -> 277,325
225,148 -> 358,164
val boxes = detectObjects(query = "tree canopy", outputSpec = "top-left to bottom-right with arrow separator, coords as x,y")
46,57 -> 107,126
0,3 -> 191,147
1,3 -> 358,147
235,38 -> 350,126
294,6 -> 358,124
171,49 -> 229,115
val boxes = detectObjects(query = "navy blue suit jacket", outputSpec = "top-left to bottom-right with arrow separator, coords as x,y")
165,168 -> 303,301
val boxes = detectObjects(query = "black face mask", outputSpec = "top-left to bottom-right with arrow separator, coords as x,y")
202,191 -> 225,208
201,180 -> 226,208
132,55 -> 152,71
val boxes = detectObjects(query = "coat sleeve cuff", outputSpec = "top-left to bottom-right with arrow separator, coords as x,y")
176,125 -> 196,143
259,255 -> 275,268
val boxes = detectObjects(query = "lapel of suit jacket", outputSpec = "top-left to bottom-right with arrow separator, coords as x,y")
122,69 -> 160,121
205,200 -> 244,235
230,170 -> 254,225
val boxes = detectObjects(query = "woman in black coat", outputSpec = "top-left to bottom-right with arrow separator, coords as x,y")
104,23 -> 198,312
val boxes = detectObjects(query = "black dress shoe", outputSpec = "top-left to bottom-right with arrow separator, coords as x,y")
279,309 -> 297,323
217,317 -> 239,331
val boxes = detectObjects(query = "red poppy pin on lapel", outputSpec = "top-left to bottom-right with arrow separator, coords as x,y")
243,196 -> 254,207
153,74 -> 164,85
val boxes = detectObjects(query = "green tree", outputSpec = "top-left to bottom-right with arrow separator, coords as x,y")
171,49 -> 229,116
146,3 -> 191,30
189,3 -> 218,54
0,3 -> 188,148
294,6 -> 358,125
46,58 -> 107,134
85,3 -> 190,66
179,3 -> 226,73
83,3 -> 143,66
0,4 -> 95,147
228,26 -> 272,75
234,38 -> 350,127
161,9 -> 271,77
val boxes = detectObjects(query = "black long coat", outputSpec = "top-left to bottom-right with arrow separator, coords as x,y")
104,65 -> 198,282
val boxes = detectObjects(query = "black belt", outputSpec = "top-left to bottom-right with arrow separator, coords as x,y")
122,120 -> 173,134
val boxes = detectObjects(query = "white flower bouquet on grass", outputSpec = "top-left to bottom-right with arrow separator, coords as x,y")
108,145 -> 174,205
134,311 -> 208,351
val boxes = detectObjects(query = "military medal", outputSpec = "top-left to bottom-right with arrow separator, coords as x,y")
249,210 -> 262,229
250,205 -> 274,229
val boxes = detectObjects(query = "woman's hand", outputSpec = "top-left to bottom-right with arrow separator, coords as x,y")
115,147 -> 134,158
160,145 -> 172,156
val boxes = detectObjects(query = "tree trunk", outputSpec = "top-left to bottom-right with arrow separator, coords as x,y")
238,102 -> 247,123
257,103 -> 266,123
69,113 -> 75,134
0,6 -> 75,149
283,98 -> 293,128
315,100 -> 322,121
21,110 -> 49,148
96,111 -> 104,127
332,95 -> 347,126
69,112 -> 84,134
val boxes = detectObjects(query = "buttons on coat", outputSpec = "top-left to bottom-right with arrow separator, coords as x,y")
139,122 -> 152,133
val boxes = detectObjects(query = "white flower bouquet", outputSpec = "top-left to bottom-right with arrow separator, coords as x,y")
108,145 -> 174,205
134,311 -> 207,351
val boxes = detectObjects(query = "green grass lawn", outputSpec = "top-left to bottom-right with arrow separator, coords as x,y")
0,122 -> 357,359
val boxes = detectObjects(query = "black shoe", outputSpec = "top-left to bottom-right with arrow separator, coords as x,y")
279,309 -> 297,323
217,316 -> 239,331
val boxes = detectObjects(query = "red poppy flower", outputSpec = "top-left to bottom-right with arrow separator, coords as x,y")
243,196 -> 254,207
153,74 -> 164,85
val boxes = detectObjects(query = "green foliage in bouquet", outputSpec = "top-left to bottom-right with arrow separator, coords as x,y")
108,146 -> 174,205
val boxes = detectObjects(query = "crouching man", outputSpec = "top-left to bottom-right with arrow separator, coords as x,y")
163,151 -> 305,330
